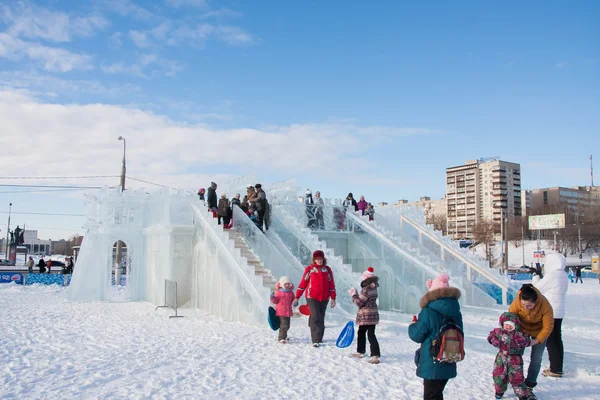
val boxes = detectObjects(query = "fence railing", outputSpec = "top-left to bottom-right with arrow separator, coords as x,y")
155,279 -> 183,318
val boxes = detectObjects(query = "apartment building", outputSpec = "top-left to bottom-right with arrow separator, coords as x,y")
405,196 -> 447,220
523,186 -> 600,222
446,158 -> 521,239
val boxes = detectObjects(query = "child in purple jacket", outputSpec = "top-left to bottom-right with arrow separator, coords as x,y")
488,312 -> 533,400
270,276 -> 295,343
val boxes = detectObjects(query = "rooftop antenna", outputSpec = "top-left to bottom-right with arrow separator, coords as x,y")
591,155 -> 594,187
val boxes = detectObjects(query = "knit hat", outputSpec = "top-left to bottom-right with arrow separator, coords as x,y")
210,182 -> 217,189
499,311 -> 521,330
426,273 -> 450,291
255,183 -> 262,189
279,276 -> 291,286
361,267 -> 375,281
306,189 -> 312,195
198,188 -> 205,194
313,250 -> 325,259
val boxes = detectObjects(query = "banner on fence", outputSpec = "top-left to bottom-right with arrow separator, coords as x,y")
533,250 -> 545,259
528,214 -> 565,230
0,273 -> 23,284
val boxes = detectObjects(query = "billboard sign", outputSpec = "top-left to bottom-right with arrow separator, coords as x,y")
528,214 -> 565,230
533,251 -> 545,259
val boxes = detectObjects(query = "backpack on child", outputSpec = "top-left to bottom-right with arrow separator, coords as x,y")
430,317 -> 465,363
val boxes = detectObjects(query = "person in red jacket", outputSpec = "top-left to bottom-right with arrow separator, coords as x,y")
293,250 -> 336,347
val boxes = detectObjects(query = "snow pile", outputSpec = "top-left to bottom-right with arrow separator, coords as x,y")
1,283 -> 600,399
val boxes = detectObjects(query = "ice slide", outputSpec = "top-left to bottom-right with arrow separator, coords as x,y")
375,206 -> 518,305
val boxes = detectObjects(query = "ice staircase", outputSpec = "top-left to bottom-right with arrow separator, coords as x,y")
228,228 -> 277,291
377,206 -> 517,305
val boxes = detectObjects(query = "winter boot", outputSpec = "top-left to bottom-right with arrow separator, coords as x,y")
367,356 -> 380,364
495,392 -> 504,399
312,343 -> 319,348
542,369 -> 563,377
351,352 -> 366,358
278,339 -> 287,344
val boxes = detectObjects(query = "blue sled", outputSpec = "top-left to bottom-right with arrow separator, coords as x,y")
268,307 -> 280,331
336,321 -> 355,348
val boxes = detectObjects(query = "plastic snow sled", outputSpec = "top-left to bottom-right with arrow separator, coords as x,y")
268,307 -> 280,331
299,304 -> 311,316
336,321 -> 355,348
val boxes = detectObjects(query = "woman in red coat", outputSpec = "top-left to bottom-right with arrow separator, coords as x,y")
293,250 -> 336,347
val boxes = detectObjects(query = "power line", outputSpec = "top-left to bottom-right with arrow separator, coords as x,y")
0,184 -> 102,189
0,175 -> 118,180
127,176 -> 168,187
0,211 -> 85,217
0,188 -> 98,194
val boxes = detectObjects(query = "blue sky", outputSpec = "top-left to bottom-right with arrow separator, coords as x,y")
0,0 -> 598,241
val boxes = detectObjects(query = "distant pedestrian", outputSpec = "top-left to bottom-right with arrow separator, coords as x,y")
574,266 -> 583,283
314,191 -> 325,230
26,256 -> 34,273
254,184 -> 267,231
197,188 -> 206,203
357,195 -> 368,216
305,189 -> 315,229
366,203 -> 375,221
343,193 -> 358,212
38,257 -> 46,273
206,182 -> 218,215
217,194 -> 231,227
46,259 -> 52,274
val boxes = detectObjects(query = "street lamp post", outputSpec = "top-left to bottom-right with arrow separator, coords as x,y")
4,203 -> 11,259
118,136 -> 126,192
115,136 -> 126,286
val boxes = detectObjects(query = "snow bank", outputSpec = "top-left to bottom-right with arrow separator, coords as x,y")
1,283 -> 599,399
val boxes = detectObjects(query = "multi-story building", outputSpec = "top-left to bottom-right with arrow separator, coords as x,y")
446,158 -> 521,239
22,230 -> 52,255
523,186 -> 600,223
405,196 -> 447,220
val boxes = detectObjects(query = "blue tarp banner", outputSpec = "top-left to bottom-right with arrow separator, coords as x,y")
0,272 -> 24,284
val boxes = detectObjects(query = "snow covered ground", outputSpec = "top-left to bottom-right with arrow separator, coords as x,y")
1,283 -> 600,399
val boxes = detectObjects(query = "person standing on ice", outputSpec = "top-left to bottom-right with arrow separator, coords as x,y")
270,276 -> 295,343
531,253 -> 568,378
293,250 -> 336,347
356,195 -> 368,216
348,266 -> 381,364
574,266 -> 583,284
488,312 -> 532,400
508,284 -> 554,395
305,189 -> 315,229
206,182 -> 218,214
26,256 -> 34,273
197,188 -> 206,203
409,273 -> 463,400
314,191 -> 325,230
253,184 -> 267,231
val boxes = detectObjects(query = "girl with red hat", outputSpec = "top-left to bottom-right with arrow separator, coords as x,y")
293,249 -> 337,347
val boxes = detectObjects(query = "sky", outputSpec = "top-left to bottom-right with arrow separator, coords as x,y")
0,0 -> 598,241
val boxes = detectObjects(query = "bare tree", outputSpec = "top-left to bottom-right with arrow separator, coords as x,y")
427,214 -> 447,235
507,217 -> 526,248
472,219 -> 497,264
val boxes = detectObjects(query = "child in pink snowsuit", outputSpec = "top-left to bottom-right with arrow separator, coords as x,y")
488,312 -> 532,400
270,276 -> 295,343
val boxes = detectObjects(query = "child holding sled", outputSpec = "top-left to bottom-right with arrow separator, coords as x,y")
488,312 -> 534,400
270,276 -> 295,343
348,267 -> 381,364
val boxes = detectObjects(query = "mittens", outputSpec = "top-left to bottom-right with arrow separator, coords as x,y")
348,288 -> 357,297
411,315 -> 418,323
292,299 -> 298,307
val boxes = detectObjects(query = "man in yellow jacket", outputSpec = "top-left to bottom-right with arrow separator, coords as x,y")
509,284 -> 554,396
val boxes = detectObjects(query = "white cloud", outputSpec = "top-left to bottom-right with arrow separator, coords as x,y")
101,0 -> 155,21
165,0 -> 208,8
101,54 -> 184,77
0,33 -> 93,72
199,8 -> 242,19
556,62 -> 568,69
214,26 -> 255,45
2,2 -> 108,42
0,70 -> 140,96
129,30 -> 151,48
0,88 -> 436,189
